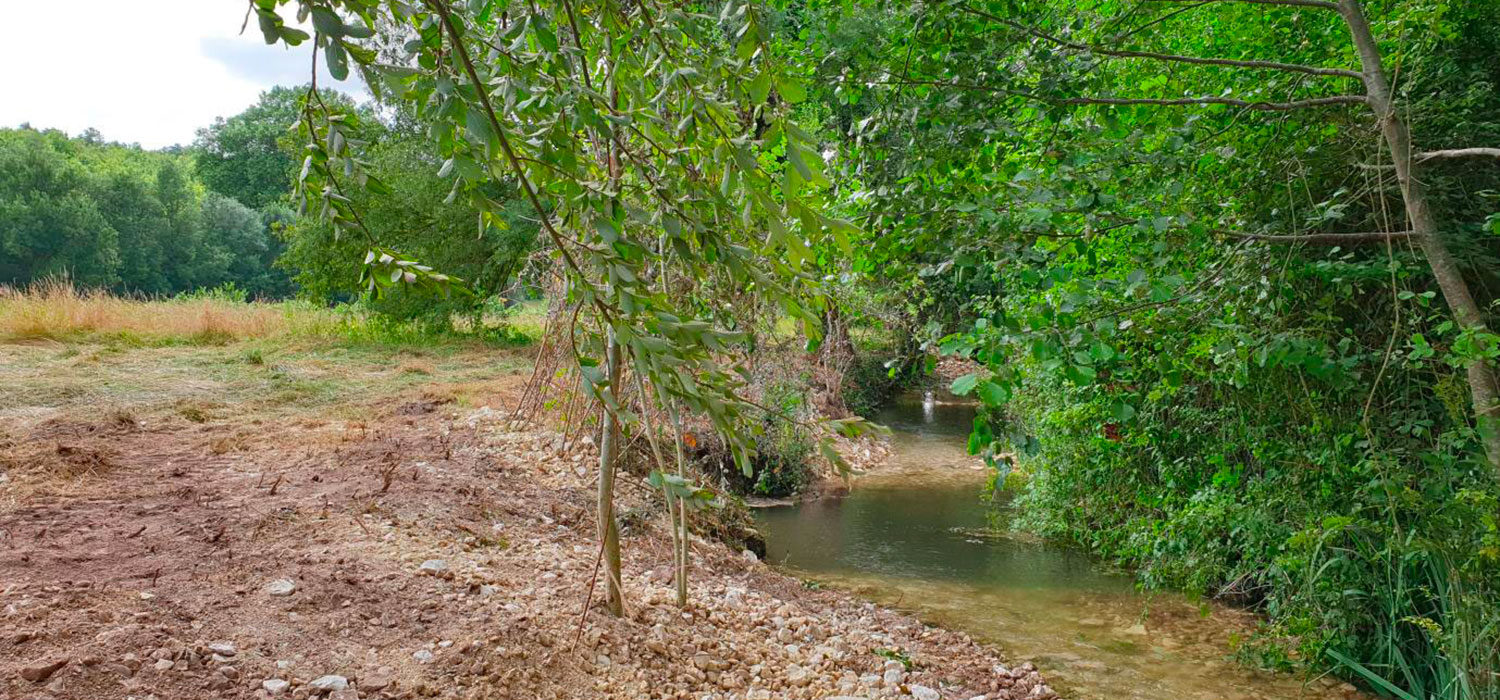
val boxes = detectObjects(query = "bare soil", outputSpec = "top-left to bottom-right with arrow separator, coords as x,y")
1,341 -> 1050,700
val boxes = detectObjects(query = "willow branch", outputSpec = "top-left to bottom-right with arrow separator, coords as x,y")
425,0 -> 606,319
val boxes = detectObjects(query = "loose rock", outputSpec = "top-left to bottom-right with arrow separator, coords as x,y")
20,658 -> 68,683
309,674 -> 350,691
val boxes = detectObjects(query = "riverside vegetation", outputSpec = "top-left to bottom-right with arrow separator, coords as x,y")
3,1 -> 1500,699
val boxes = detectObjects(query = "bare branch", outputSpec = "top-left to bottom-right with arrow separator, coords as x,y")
1416,148 -> 1500,163
875,75 -> 1366,112
958,4 -> 1362,80
1217,229 -> 1418,244
1143,0 -> 1340,9
1084,48 -> 1361,79
1059,95 -> 1368,111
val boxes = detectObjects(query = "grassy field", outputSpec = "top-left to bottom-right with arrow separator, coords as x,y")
0,284 -> 543,430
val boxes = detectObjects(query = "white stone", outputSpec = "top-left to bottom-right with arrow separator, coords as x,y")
418,559 -> 447,574
265,579 -> 297,596
308,675 -> 349,691
261,679 -> 290,695
910,684 -> 941,700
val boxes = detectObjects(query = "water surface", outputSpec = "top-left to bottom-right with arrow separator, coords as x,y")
755,393 -> 1345,700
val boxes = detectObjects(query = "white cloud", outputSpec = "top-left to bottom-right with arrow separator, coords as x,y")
0,1 -> 363,149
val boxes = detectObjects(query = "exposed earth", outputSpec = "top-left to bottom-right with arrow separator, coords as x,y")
1,343 -> 1052,700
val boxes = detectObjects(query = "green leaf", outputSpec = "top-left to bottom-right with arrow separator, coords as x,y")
529,14 -> 558,52
1326,650 -> 1419,700
749,72 -> 772,104
977,381 -> 1010,406
310,7 -> 344,37
325,42 -> 349,81
776,76 -> 806,104
950,373 -> 979,396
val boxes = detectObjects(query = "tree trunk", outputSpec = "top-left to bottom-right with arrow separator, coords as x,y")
598,329 -> 625,616
1340,0 -> 1500,470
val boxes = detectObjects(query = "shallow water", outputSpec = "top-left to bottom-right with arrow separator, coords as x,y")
754,393 -> 1344,700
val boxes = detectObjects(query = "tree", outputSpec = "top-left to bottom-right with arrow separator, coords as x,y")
809,0 -> 1500,467
794,0 -> 1500,691
1,126 -> 300,297
193,86 -> 308,211
277,120 -> 537,323
251,0 -> 871,614
0,129 -> 121,287
201,192 -> 289,297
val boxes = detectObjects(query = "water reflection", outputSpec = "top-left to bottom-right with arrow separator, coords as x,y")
754,394 -> 1347,700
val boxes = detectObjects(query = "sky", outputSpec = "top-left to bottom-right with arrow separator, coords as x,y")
0,1 -> 362,149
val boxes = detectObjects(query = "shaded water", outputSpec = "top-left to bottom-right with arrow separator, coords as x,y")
754,393 -> 1345,700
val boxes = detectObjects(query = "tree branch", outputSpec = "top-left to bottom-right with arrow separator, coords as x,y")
1058,94 -> 1367,111
875,75 -> 1366,111
1083,48 -> 1361,79
1416,148 -> 1500,163
957,4 -> 1362,80
1143,0 -> 1340,9
1217,229 -> 1417,244
424,0 -> 606,320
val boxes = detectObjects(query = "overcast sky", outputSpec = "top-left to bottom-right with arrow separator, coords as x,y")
1,1 -> 361,149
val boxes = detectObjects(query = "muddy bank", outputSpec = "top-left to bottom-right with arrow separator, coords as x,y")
1,385 -> 1051,700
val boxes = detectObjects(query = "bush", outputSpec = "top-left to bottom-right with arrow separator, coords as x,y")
749,418 -> 816,497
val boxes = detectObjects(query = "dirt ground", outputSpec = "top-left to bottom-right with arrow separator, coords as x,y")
0,339 -> 1051,700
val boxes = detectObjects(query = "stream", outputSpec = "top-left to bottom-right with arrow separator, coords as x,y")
753,392 -> 1347,700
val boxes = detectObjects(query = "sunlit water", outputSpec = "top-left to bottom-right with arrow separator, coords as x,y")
754,393 -> 1345,700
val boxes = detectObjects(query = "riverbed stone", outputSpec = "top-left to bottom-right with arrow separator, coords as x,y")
309,674 -> 349,691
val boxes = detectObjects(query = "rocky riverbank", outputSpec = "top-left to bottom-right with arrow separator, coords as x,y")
2,379 -> 1052,700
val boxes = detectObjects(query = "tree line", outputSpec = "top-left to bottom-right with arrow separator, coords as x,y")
1,85 -> 537,325
0,126 -> 292,297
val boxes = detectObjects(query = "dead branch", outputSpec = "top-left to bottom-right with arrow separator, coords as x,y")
1416,148 -> 1500,163
958,4 -> 1362,80
1143,0 -> 1340,10
1217,229 -> 1417,244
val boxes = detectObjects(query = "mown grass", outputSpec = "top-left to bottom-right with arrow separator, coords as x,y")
0,284 -> 543,429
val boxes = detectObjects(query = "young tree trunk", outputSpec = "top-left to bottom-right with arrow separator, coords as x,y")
1340,0 -> 1500,470
595,33 -> 627,618
598,330 -> 625,616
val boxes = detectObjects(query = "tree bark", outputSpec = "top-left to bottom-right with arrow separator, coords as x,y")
596,32 -> 627,618
1340,0 -> 1500,469
598,329 -> 624,616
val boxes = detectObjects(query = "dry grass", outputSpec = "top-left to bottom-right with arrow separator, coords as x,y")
0,281 -> 293,343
